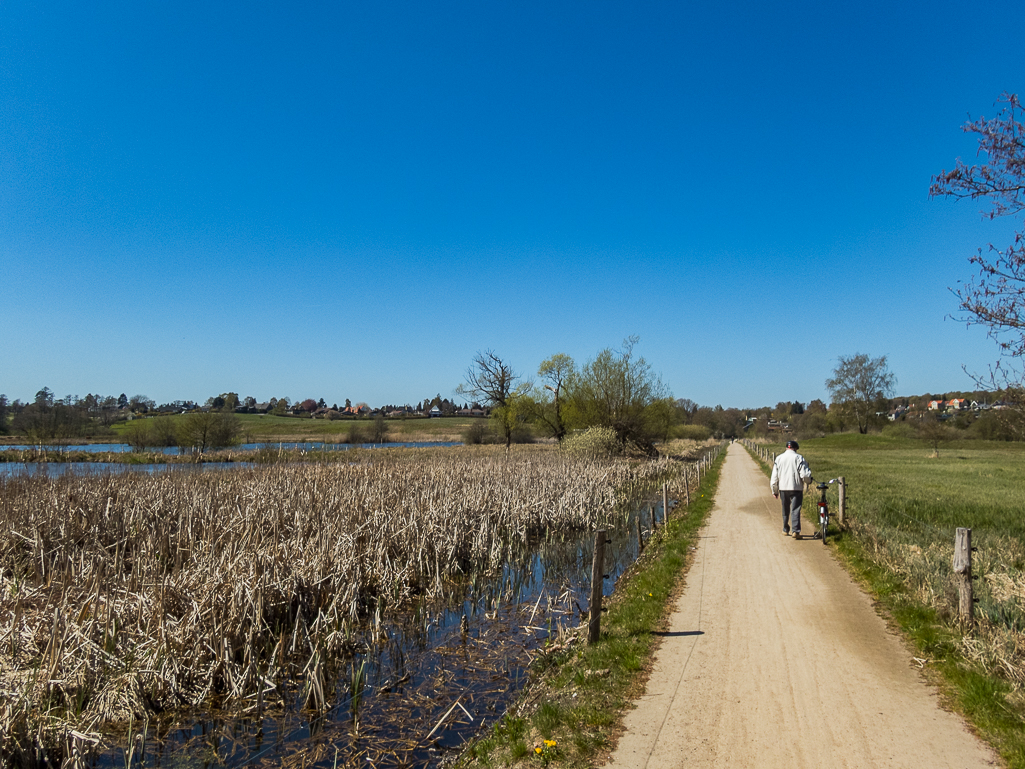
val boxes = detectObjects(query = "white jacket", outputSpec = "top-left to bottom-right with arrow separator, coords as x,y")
770,449 -> 811,494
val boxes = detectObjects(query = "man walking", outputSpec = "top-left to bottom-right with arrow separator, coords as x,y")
770,439 -> 812,539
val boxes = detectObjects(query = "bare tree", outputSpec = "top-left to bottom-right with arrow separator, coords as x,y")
176,411 -> 242,453
931,92 -> 1025,389
457,350 -> 520,448
825,353 -> 896,434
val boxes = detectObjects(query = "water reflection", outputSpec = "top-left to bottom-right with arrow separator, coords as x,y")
87,499 -> 668,768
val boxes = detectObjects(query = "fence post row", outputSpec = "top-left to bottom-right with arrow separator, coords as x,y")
953,527 -> 975,625
588,530 -> 607,645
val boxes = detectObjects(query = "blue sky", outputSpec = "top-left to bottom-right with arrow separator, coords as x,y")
2,1 -> 1022,409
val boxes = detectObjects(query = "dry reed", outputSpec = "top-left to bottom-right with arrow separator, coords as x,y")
0,446 -> 682,762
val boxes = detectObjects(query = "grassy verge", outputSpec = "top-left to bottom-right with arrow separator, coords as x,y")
741,435 -> 1025,767
459,450 -> 725,768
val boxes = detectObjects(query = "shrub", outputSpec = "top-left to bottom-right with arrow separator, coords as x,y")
881,422 -> 917,440
672,424 -> 711,441
370,414 -> 389,443
346,423 -> 369,444
123,420 -> 153,451
175,412 -> 242,452
561,426 -> 621,458
462,421 -> 490,445
510,424 -> 535,444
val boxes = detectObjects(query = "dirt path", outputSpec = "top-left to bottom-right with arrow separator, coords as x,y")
607,443 -> 998,769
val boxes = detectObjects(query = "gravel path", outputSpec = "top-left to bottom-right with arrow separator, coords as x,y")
606,442 -> 999,769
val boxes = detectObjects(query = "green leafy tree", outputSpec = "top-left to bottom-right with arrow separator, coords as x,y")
825,353 -> 896,434
565,337 -> 670,454
693,405 -> 746,439
35,387 -> 54,407
523,353 -> 576,441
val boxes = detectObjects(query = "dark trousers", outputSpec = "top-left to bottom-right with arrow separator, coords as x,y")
781,490 -> 803,533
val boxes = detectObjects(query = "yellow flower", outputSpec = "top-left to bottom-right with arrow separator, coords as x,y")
544,740 -> 557,748
535,747 -> 543,754
648,592 -> 653,597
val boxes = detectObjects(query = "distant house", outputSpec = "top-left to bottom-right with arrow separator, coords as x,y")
928,400 -> 944,411
429,405 -> 443,418
947,398 -> 969,411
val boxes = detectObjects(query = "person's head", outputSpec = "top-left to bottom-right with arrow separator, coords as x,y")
786,440 -> 799,451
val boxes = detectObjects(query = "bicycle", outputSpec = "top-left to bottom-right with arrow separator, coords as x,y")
814,478 -> 840,544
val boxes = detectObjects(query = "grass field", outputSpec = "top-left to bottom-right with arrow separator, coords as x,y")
746,434 -> 1025,766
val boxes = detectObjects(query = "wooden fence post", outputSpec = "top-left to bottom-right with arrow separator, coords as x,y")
662,482 -> 669,523
588,530 -> 607,645
838,477 -> 846,526
685,466 -> 691,506
953,528 -> 974,625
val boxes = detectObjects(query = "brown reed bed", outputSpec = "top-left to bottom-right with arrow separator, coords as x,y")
0,445 -> 684,765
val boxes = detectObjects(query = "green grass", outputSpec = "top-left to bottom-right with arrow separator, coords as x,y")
461,448 -> 725,768
744,434 -> 1025,766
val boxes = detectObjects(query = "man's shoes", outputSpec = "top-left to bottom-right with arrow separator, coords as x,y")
783,528 -> 790,536
792,531 -> 801,540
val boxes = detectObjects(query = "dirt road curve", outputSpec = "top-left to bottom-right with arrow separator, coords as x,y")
607,443 -> 998,769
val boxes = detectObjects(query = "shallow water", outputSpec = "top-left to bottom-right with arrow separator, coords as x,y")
84,499 -> 667,768
0,441 -> 461,455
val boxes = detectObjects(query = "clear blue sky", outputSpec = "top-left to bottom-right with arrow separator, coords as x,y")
3,1 -> 1022,409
